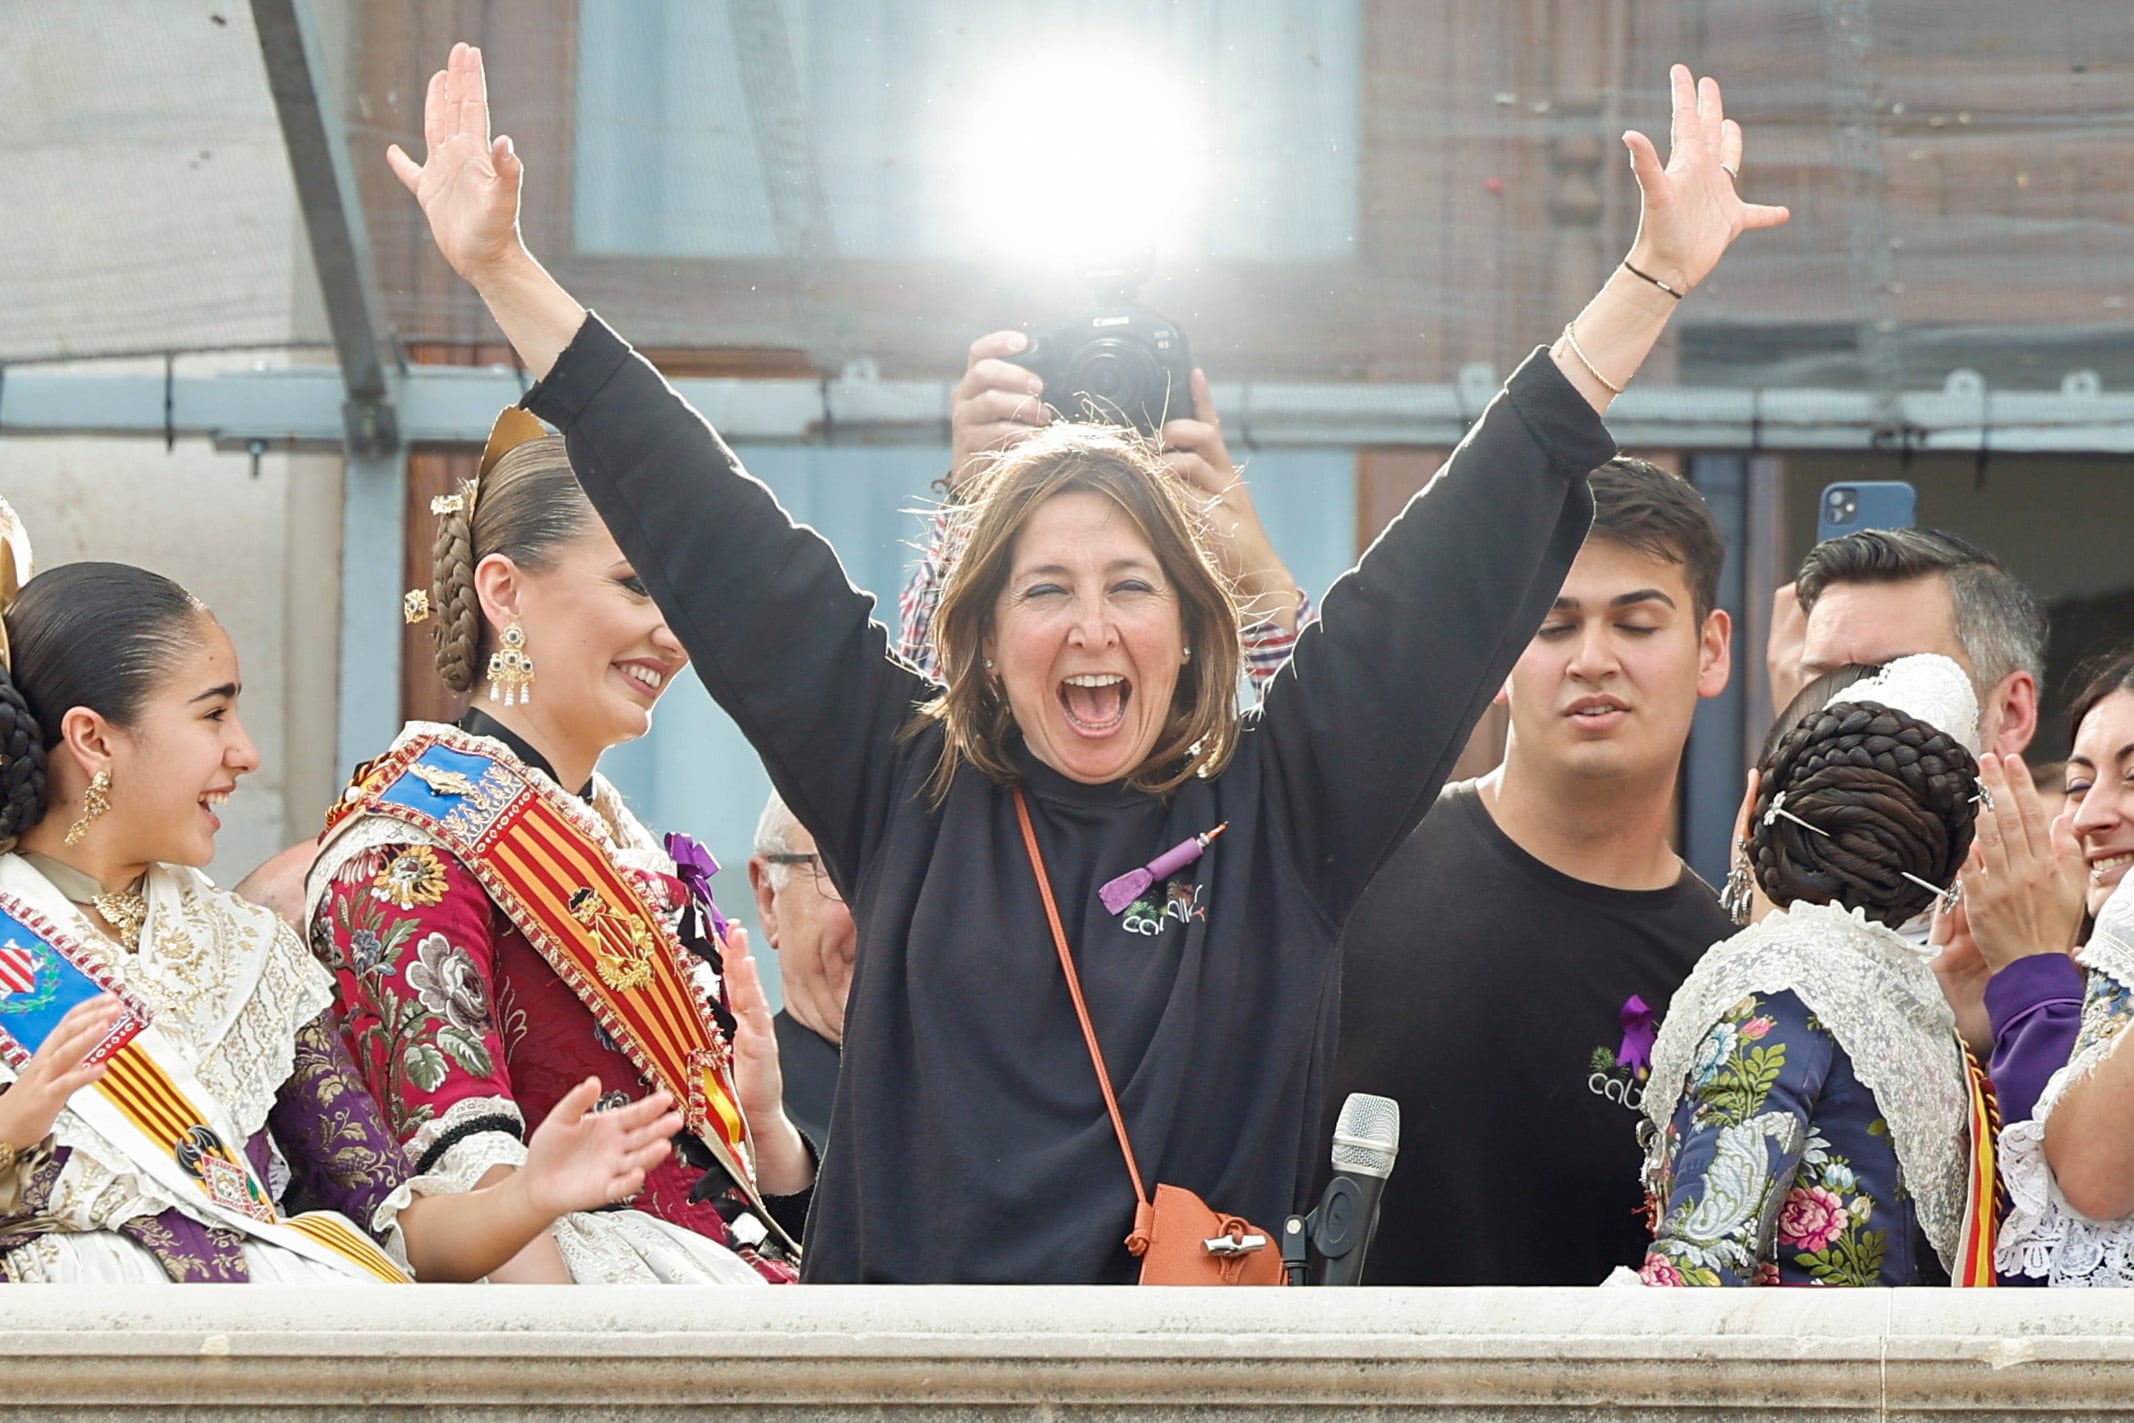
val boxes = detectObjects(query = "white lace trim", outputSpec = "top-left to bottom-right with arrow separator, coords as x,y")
1643,899 -> 1971,1271
0,856 -> 337,1238
0,857 -> 333,1147
1993,889 -> 2134,1285
403,1100 -> 529,1186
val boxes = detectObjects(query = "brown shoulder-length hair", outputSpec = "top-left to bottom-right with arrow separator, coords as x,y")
915,424 -> 1244,802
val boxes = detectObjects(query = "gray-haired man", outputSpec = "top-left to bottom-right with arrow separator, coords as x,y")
746,792 -> 855,1149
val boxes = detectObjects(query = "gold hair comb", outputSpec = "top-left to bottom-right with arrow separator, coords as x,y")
403,589 -> 433,624
426,408 -> 549,531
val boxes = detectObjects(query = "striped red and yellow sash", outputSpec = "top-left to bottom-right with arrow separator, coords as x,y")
327,731 -> 761,1210
0,893 -> 409,1283
1955,1041 -> 2002,1287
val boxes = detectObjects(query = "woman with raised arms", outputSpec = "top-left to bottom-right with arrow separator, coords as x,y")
387,43 -> 1784,1282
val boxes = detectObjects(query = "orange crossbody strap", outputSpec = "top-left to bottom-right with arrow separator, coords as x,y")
1013,789 -> 1155,1248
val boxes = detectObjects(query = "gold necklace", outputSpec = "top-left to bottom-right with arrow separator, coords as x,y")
91,888 -> 148,953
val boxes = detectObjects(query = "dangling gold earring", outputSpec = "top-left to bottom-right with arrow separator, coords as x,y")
487,623 -> 535,707
65,768 -> 113,845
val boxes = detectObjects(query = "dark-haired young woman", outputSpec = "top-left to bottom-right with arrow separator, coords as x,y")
306,420 -> 810,1285
1637,655 -> 1994,1286
0,529 -> 685,1283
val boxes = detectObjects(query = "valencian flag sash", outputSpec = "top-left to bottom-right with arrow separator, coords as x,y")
1955,1042 -> 2002,1288
324,729 -> 788,1248
0,894 -> 409,1282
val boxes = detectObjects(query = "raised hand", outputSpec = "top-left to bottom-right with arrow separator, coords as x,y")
722,926 -> 814,1195
0,995 -> 122,1149
516,1076 -> 679,1217
951,331 -> 1052,488
387,42 -> 527,285
1622,65 -> 1791,294
1159,371 -> 1301,630
1961,752 -> 2087,971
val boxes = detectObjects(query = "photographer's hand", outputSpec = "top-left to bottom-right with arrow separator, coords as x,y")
1161,371 -> 1302,633
949,331 -> 1051,491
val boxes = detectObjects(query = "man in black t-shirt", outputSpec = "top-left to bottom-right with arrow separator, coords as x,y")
1328,457 -> 1737,1285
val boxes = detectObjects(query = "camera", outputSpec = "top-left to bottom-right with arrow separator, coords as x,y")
1015,288 -> 1194,437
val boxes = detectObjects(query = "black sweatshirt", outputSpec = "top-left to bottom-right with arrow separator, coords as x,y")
525,316 -> 1614,1283
1328,782 -> 1731,1284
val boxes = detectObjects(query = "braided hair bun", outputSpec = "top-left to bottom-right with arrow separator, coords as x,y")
1750,696 -> 1980,928
0,659 -> 47,849
427,434 -> 592,695
430,479 -> 483,694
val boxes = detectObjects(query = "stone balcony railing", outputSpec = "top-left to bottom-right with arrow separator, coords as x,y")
9,1285 -> 2134,1420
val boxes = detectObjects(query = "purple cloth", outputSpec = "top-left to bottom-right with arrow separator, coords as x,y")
1986,953 -> 2086,1126
268,1013 -> 414,1237
666,831 -> 733,940
1617,995 -> 1656,1077
1985,953 -> 2085,1289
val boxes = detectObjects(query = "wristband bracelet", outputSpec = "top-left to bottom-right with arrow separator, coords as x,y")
1621,259 -> 1685,300
1559,322 -> 1626,396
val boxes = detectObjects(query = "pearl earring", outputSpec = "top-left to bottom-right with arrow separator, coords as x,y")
1182,646 -> 1192,663
984,658 -> 995,671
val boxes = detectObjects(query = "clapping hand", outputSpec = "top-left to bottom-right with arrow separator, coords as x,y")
516,1077 -> 680,1218
722,926 -> 814,1195
1960,752 -> 2087,971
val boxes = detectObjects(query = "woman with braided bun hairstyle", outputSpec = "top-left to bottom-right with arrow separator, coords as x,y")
0,506 -> 694,1284
1636,654 -> 2000,1287
306,412 -> 813,1286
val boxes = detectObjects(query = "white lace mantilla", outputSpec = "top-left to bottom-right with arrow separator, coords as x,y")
0,853 -> 336,1235
1643,899 -> 1971,1271
1841,654 -> 1982,756
1995,879 -> 2134,1285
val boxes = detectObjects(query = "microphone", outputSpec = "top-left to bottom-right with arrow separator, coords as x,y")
1283,1093 -> 1399,1286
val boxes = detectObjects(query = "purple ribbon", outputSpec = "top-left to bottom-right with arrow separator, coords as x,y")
665,831 -> 732,941
1617,994 -> 1656,1079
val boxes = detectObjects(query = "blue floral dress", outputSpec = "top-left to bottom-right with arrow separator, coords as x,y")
1640,990 -> 1936,1285
1638,902 -> 1977,1287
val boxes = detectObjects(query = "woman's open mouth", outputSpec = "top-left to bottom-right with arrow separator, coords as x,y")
1059,673 -> 1131,735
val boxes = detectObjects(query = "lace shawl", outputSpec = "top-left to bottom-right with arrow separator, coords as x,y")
1642,900 -> 1970,1271
0,853 -> 335,1234
1995,890 -> 2134,1284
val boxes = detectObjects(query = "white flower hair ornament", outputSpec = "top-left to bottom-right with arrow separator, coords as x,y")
1834,654 -> 1982,757
0,494 -> 34,674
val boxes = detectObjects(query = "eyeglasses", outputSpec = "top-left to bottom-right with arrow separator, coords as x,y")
764,851 -> 843,903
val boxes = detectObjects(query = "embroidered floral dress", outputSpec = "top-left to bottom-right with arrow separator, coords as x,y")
1640,989 -> 1934,1285
1638,902 -> 1976,1288
0,854 -> 414,1284
307,719 -> 776,1285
